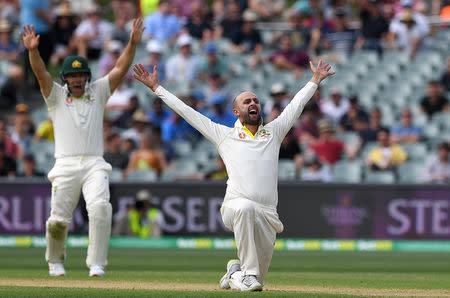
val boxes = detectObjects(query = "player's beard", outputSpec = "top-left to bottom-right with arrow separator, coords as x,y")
244,111 -> 262,126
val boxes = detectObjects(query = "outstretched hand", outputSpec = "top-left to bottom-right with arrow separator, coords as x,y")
133,64 -> 159,92
21,24 -> 40,51
309,59 -> 335,85
129,18 -> 144,46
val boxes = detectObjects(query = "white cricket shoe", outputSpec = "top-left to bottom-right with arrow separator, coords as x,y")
241,275 -> 263,292
219,259 -> 241,289
89,265 -> 105,277
49,263 -> 66,277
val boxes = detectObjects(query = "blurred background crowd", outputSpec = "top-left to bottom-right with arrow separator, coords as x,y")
0,0 -> 449,184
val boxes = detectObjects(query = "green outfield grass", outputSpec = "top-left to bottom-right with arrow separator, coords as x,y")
0,247 -> 450,297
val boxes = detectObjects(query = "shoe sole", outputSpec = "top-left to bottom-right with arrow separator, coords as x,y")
49,273 -> 65,277
250,286 -> 263,292
219,259 -> 240,290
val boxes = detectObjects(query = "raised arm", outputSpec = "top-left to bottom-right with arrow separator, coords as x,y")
108,18 -> 144,93
133,64 -> 229,145
21,25 -> 53,98
269,60 -> 335,140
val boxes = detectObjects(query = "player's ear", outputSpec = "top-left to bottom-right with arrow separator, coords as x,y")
233,108 -> 239,117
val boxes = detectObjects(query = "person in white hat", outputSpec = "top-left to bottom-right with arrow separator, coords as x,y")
132,59 -> 334,291
139,39 -> 167,83
73,4 -> 113,59
166,34 -> 201,84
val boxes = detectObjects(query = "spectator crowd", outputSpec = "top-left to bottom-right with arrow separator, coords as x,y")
0,0 -> 449,184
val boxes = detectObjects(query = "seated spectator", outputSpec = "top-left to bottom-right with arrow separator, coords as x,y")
166,34 -> 201,85
338,95 -> 369,132
161,111 -> 197,143
267,34 -> 310,77
104,132 -> 129,171
109,11 -> 131,46
140,39 -> 167,83
301,158 -> 332,182
10,103 -> 34,154
359,108 -> 387,145
248,0 -> 285,21
100,40 -> 124,77
323,9 -> 357,58
320,86 -> 350,125
105,84 -> 136,117
306,120 -> 353,165
143,0 -> 181,43
198,42 -> 230,82
0,19 -> 24,102
122,110 -> 152,146
355,0 -> 389,55
391,108 -> 423,144
16,153 -> 45,178
202,72 -> 233,109
263,83 -> 291,116
441,56 -> 450,91
34,117 -> 54,142
151,126 -> 176,162
147,98 -> 171,129
423,142 -> 450,184
49,3 -> 77,66
280,129 -> 303,176
216,0 -> 243,39
419,80 -> 449,119
366,128 -> 408,171
122,137 -> 136,156
204,157 -> 228,180
293,106 -> 319,146
112,95 -> 140,129
230,9 -> 263,55
113,189 -> 163,237
209,95 -> 237,127
73,4 -> 113,60
387,9 -> 422,60
0,119 -> 20,158
125,134 -> 168,177
184,3 -> 211,39
0,141 -> 16,177
271,10 -> 320,53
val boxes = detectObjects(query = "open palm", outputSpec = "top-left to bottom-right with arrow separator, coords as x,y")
133,64 -> 159,91
21,24 -> 40,50
309,59 -> 335,83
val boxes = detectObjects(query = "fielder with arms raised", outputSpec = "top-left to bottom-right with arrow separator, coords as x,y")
21,19 -> 144,277
133,60 -> 334,291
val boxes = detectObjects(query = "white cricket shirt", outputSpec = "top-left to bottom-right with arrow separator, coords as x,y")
156,82 -> 317,208
43,76 -> 111,158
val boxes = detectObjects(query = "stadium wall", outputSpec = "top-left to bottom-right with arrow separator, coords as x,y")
0,181 -> 449,240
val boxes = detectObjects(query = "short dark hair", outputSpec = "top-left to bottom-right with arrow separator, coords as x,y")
23,154 -> 35,163
379,127 -> 390,134
438,142 -> 449,151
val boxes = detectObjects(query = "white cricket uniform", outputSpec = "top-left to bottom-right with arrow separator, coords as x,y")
43,76 -> 113,268
155,81 -> 318,283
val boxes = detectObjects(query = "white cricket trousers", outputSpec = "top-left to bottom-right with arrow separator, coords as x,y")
221,198 -> 283,284
45,156 -> 112,267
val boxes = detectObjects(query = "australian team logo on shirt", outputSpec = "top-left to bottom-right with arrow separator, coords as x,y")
238,132 -> 246,139
259,129 -> 271,138
65,95 -> 95,105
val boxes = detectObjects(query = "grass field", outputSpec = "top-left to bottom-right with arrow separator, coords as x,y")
1,247 -> 450,297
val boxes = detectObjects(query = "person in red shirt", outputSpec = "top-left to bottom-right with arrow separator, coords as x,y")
306,119 -> 355,165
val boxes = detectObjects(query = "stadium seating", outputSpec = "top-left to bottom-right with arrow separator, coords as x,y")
278,159 -> 297,180
126,169 -> 158,182
364,171 -> 396,184
332,160 -> 362,183
397,161 -> 425,184
109,168 -> 123,182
